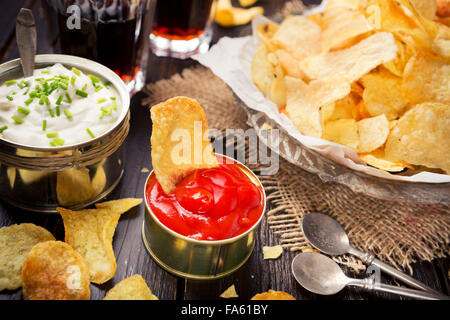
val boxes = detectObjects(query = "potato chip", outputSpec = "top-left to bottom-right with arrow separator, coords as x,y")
239,0 -> 258,7
385,102 -> 450,173
437,0 -> 450,18
360,69 -> 409,119
251,289 -> 296,300
356,114 -> 389,153
402,53 -> 450,104
95,198 -> 143,214
408,0 -> 436,20
262,245 -> 283,259
320,6 -> 373,51
57,200 -> 141,284
323,119 -> 359,150
220,284 -> 239,298
252,44 -> 276,95
104,275 -> 158,300
150,97 -> 219,194
274,49 -> 306,79
0,224 -> 55,291
285,76 -> 351,137
22,241 -> 90,300
255,23 -> 278,51
330,93 -> 359,120
271,16 -> 321,61
300,32 -> 398,82
359,148 -> 414,172
216,0 -> 263,27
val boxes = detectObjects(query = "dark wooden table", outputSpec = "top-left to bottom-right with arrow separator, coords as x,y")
0,0 -> 448,301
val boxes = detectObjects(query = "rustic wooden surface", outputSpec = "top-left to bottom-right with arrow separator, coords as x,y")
0,0 -> 448,300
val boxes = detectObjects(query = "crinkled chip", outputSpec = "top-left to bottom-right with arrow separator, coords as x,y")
21,241 -> 90,300
220,284 -> 239,298
285,76 -> 351,137
359,148 -> 414,172
95,198 -> 142,214
104,275 -> 158,300
150,97 -> 219,194
0,224 -> 55,291
262,245 -> 283,259
271,16 -> 321,60
323,119 -> 359,150
402,53 -> 450,104
357,114 -> 390,153
300,32 -> 397,82
360,69 -> 409,119
57,199 -> 141,284
385,102 -> 450,173
251,289 -> 296,300
320,6 -> 373,51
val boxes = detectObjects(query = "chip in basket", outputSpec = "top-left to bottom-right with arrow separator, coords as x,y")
21,240 -> 90,300
0,224 -> 55,291
104,275 -> 158,300
385,102 -> 450,174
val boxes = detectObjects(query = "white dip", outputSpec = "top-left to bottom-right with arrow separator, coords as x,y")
0,63 -> 121,147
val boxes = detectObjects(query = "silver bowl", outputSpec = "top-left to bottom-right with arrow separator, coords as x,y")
0,54 -> 130,213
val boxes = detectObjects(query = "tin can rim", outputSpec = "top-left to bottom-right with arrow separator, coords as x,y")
143,154 -> 266,245
0,54 -> 130,151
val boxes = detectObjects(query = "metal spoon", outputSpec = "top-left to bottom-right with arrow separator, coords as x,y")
302,212 -> 442,295
16,8 -> 36,77
292,252 -> 449,300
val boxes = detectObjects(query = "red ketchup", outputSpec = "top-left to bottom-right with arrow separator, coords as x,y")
146,163 -> 264,241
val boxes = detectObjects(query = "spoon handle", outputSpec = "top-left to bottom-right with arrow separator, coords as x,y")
16,8 -> 36,77
348,247 -> 441,295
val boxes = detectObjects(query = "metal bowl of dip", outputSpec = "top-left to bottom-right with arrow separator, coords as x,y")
142,154 -> 266,280
0,54 -> 130,213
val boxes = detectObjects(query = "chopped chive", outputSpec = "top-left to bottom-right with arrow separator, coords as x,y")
86,128 -> 95,138
17,106 -> 30,115
12,92 -> 17,95
29,91 -> 38,98
46,132 -> 58,138
5,80 -> 16,86
75,89 -> 88,98
11,115 -> 24,124
44,96 -> 50,106
6,96 -> 13,101
50,138 -> 64,146
56,106 -> 60,116
56,95 -> 64,105
101,106 -> 112,115
58,75 -> 69,80
71,75 -> 76,85
41,70 -> 50,74
97,98 -> 107,103
82,83 -> 87,91
65,93 -> 72,103
24,97 -> 34,105
89,74 -> 100,85
94,85 -> 103,92
39,96 -> 45,105
48,108 -> 55,118
0,125 -> 7,133
112,100 -> 117,110
34,78 -> 44,83
110,97 -> 116,100
72,67 -> 81,76
17,80 -> 30,89
58,82 -> 68,90
42,120 -> 47,131
23,88 -> 30,95
64,109 -> 73,119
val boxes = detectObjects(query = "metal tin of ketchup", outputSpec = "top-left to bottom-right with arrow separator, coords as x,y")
142,154 -> 266,279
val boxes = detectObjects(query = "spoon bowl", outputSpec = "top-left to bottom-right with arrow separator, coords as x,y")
302,212 -> 350,255
292,251 -> 348,295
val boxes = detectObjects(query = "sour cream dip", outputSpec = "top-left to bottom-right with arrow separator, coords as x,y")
0,63 -> 121,147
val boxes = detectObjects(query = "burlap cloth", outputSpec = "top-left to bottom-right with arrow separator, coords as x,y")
142,66 -> 449,274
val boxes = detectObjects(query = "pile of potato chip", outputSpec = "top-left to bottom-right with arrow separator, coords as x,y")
0,198 -> 159,300
252,0 -> 449,174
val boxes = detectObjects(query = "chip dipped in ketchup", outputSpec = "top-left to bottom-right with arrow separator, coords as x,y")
146,163 -> 265,241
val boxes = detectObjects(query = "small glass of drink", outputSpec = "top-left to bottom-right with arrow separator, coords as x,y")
42,0 -> 156,95
150,0 -> 217,59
